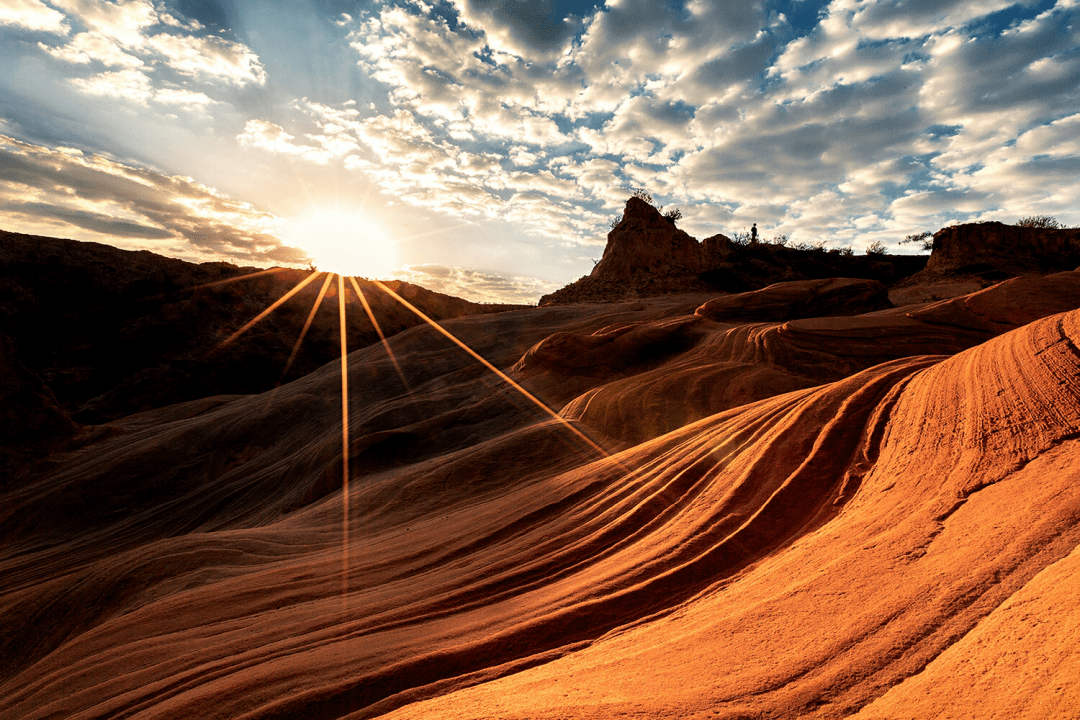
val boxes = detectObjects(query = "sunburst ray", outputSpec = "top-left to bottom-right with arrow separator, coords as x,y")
372,280 -> 611,461
346,275 -> 412,393
279,271 -> 335,383
215,269 -> 323,350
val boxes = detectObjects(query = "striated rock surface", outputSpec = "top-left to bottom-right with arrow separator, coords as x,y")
0,333 -> 77,482
696,277 -> 891,322
4,255 -> 1080,718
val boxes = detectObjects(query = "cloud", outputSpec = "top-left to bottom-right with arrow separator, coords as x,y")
69,68 -> 153,101
29,0 -> 266,108
0,0 -> 68,33
237,119 -> 336,164
399,263 -> 559,304
144,32 -> 266,85
40,30 -> 143,67
449,0 -> 585,57
0,134 -> 307,265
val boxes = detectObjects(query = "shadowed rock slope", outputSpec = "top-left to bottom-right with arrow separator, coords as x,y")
0,230 -> 522,429
2,269 -> 1080,719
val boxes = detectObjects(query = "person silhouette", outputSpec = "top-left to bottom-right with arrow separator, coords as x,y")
750,223 -> 758,244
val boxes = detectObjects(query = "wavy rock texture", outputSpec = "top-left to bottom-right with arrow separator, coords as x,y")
2,274 -> 1079,719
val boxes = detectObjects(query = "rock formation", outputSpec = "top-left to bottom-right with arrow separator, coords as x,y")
3,254 -> 1080,718
5,220 -> 1080,720
927,221 -> 1080,277
540,197 -> 926,305
592,196 -> 707,277
695,277 -> 891,322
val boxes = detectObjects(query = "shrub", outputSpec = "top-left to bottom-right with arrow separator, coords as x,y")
866,240 -> 887,255
630,188 -> 655,206
732,230 -> 751,245
1016,215 -> 1061,228
663,208 -> 682,224
609,214 -> 623,230
770,234 -> 790,247
900,231 -> 933,251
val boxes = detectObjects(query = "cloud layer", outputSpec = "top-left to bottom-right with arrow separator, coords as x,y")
1,0 -> 1079,303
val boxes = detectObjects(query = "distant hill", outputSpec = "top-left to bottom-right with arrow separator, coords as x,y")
0,229 -> 522,449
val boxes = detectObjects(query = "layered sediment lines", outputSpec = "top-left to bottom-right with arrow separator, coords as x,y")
2,277 -> 1079,719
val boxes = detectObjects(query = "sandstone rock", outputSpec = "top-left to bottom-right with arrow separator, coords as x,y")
926,221 -> 1080,277
539,198 -> 926,306
695,278 -> 891,322
592,197 -> 705,279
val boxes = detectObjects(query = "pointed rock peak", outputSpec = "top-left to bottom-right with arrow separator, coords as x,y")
592,197 -> 702,281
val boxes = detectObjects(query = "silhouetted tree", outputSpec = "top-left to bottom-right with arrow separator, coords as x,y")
900,231 -> 933,251
1016,215 -> 1061,228
866,240 -> 887,255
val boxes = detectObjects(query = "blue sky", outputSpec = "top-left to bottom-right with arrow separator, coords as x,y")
1,0 -> 1078,302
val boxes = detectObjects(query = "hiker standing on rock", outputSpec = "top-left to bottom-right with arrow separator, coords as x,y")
750,223 -> 758,244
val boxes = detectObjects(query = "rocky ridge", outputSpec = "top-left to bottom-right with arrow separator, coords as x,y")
0,229 -> 523,476
543,199 -> 1080,307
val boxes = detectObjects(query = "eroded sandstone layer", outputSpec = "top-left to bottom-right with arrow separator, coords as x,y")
3,267 -> 1080,719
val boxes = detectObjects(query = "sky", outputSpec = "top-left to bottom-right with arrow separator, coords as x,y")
1,0 -> 1079,303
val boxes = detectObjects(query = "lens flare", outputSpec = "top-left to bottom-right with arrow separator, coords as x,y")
338,274 -> 351,603
372,280 -> 611,461
346,275 -> 411,393
216,270 -> 322,350
284,209 -> 400,279
280,271 -> 335,383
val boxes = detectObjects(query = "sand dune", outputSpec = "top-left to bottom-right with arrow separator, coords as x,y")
2,275 -> 1079,718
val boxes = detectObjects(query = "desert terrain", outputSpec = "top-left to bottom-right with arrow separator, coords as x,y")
2,201 -> 1080,719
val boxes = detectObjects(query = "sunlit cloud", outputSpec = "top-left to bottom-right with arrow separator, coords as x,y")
0,134 -> 305,265
0,0 -> 68,33
399,264 -> 559,305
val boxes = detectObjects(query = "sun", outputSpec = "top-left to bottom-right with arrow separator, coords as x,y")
284,208 -> 400,278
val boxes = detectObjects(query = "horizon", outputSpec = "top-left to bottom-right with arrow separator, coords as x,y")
2,0 -> 1079,303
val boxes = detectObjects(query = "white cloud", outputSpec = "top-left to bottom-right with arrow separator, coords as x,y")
40,30 -> 143,67
237,120 -> 336,164
0,0 -> 68,32
49,0 -> 156,46
144,33 -> 267,85
70,68 -> 153,101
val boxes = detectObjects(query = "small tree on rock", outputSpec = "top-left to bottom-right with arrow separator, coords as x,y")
866,241 -> 887,255
1016,215 -> 1061,229
900,231 -> 933,251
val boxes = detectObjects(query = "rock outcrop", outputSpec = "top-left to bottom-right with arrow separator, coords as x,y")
592,197 -> 707,278
5,274 -> 1080,719
927,222 -> 1080,277
695,278 -> 891,322
540,198 -> 926,305
0,333 -> 77,482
